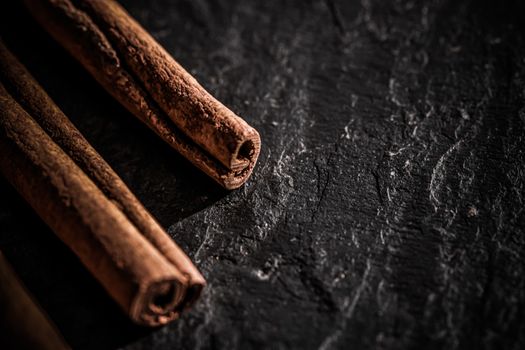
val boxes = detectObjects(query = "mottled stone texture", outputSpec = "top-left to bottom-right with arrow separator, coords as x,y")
1,0 -> 524,349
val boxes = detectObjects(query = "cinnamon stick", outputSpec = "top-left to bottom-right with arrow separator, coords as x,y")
0,41 -> 205,326
0,251 -> 70,350
24,0 -> 261,190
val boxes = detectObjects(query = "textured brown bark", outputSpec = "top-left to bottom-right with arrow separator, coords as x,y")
0,251 -> 70,350
23,0 -> 261,189
0,42 -> 205,326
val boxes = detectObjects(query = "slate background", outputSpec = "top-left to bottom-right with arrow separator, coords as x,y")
1,0 -> 524,349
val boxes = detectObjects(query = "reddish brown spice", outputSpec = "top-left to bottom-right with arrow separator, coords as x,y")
24,0 -> 262,189
0,41 -> 205,326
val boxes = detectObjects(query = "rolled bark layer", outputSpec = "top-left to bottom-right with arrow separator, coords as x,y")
24,0 -> 261,189
0,42 -> 205,326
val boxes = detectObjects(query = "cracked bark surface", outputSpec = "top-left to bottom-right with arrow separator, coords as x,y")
1,0 -> 524,349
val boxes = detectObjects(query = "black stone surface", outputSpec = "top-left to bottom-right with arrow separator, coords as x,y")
1,0 -> 525,349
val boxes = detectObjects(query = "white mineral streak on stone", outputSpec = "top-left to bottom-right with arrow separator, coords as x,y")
350,228 -> 360,248
351,94 -> 358,107
389,77 -> 404,107
386,146 -> 408,157
429,139 -> 464,212
193,225 -> 214,264
252,255 -> 282,282
340,118 -> 358,141
252,269 -> 271,281
319,259 -> 371,350
343,125 -> 351,140
429,104 -> 485,214
253,76 -> 310,240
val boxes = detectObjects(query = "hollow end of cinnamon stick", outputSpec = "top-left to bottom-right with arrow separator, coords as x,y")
222,128 -> 261,188
132,280 -> 182,326
129,275 -> 205,326
231,133 -> 261,171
